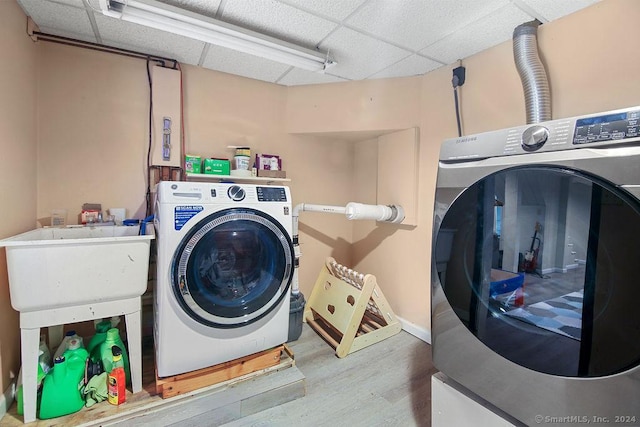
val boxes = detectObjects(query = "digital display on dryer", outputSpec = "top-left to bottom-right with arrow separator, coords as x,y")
573,109 -> 640,144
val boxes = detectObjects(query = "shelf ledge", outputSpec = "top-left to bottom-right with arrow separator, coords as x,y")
186,173 -> 291,183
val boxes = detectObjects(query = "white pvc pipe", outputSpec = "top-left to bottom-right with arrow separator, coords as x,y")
290,201 -> 404,294
345,202 -> 404,223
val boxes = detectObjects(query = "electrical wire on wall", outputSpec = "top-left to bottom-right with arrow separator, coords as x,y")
145,59 -> 154,218
177,62 -> 186,178
451,63 -> 466,137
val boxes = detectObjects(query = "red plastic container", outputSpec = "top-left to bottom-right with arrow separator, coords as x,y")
107,346 -> 126,405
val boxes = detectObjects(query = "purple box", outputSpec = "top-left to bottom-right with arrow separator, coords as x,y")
255,154 -> 282,170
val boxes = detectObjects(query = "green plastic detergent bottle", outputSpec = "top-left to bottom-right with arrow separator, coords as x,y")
53,330 -> 83,361
99,328 -> 130,386
62,338 -> 89,373
86,319 -> 112,355
15,360 -> 46,416
38,355 -> 85,419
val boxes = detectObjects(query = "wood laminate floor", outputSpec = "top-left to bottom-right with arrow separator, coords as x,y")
523,266 -> 585,305
217,325 -> 435,427
1,324 -> 435,427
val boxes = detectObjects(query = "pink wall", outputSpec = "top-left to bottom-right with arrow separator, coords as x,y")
0,1 -> 38,392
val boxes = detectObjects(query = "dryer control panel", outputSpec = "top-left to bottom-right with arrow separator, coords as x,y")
574,108 -> 640,144
439,105 -> 640,161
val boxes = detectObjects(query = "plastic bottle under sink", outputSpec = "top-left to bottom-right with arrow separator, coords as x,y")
38,356 -> 85,419
62,339 -> 89,372
53,330 -> 84,361
107,346 -> 126,406
86,319 -> 112,356
99,328 -> 131,386
15,355 -> 47,416
38,335 -> 52,374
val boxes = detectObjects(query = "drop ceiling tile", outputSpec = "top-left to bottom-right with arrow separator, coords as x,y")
156,0 -> 222,17
420,4 -> 533,65
16,0 -> 603,87
218,0 -> 337,48
319,27 -> 412,81
17,0 -> 96,42
369,54 -> 442,80
276,0 -> 367,21
345,0 -> 510,52
278,68 -> 347,86
94,14 -> 205,64
202,45 -> 291,83
516,0 -> 600,22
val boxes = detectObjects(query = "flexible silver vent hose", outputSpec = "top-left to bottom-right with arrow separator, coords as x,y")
513,20 -> 551,124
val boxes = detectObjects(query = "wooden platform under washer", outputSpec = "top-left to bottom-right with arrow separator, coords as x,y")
155,345 -> 289,399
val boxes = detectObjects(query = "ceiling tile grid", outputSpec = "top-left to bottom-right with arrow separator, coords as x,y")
202,45 -> 292,83
277,67 -> 347,86
18,0 -> 97,44
218,0 -> 338,49
277,0 -> 367,22
516,0 -> 600,22
93,14 -> 206,64
368,53 -> 442,80
318,26 -> 413,81
16,0 -> 601,86
420,3 -> 534,65
344,0 -> 511,52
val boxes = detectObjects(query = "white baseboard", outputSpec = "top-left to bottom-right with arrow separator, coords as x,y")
0,381 -> 15,421
542,264 -> 583,275
397,316 -> 431,344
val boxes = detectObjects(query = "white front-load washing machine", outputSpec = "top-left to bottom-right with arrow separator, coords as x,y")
154,181 -> 293,377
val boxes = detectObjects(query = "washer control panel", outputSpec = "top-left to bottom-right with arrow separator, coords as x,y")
158,182 -> 291,206
256,186 -> 287,202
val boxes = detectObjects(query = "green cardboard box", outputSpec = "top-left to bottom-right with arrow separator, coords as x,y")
204,158 -> 230,175
185,155 -> 201,174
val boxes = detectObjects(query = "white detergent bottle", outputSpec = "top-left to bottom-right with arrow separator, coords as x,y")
53,330 -> 84,361
39,335 -> 52,374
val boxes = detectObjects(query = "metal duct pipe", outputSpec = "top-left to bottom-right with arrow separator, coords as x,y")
513,20 -> 551,124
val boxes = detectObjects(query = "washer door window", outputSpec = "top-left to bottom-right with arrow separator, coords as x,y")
172,208 -> 293,328
435,166 -> 640,377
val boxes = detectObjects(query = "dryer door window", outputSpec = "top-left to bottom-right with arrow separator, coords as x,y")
172,208 -> 293,328
434,165 -> 640,377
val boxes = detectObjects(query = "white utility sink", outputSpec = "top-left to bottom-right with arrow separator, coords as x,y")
0,225 -> 153,423
0,225 -> 154,312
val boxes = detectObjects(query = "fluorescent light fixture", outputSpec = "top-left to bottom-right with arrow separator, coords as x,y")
98,0 -> 336,72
